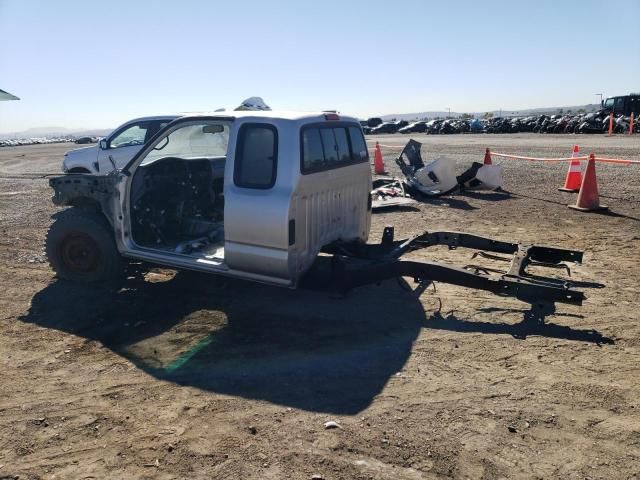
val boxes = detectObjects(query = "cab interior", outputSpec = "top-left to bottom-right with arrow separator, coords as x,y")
129,122 -> 229,263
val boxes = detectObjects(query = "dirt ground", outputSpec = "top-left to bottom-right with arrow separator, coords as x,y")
0,133 -> 639,480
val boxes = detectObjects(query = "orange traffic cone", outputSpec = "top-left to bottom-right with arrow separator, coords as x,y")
608,112 -> 614,136
558,145 -> 582,192
483,148 -> 492,165
373,142 -> 386,174
568,153 -> 608,212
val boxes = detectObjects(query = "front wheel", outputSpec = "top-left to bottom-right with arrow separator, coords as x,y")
45,208 -> 123,283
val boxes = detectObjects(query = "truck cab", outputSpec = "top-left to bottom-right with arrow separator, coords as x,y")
48,111 -> 372,286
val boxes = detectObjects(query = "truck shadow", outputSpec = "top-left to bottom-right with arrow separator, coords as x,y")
20,271 -> 425,414
19,271 -> 613,414
425,308 -> 614,345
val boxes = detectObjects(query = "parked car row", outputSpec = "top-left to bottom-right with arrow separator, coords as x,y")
0,137 -> 77,147
74,136 -> 100,144
363,112 -> 639,135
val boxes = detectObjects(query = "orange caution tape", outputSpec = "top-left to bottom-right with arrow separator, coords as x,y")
591,157 -> 640,165
491,152 -> 589,163
365,144 -> 640,165
492,152 -> 639,165
366,142 -> 404,149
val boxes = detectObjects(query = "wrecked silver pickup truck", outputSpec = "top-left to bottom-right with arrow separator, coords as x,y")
46,111 -> 591,307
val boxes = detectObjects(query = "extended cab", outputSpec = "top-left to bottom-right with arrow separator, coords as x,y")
62,115 -> 178,174
48,111 -> 371,286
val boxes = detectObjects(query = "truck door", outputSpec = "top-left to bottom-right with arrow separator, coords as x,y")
224,123 -> 293,283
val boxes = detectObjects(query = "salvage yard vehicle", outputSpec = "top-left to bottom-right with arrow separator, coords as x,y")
601,93 -> 640,117
47,111 -> 591,307
398,121 -> 427,134
62,115 -> 179,174
370,120 -> 408,134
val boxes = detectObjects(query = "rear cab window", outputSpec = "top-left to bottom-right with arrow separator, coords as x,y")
234,123 -> 278,189
301,123 -> 369,174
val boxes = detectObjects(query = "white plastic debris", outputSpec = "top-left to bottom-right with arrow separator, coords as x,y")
234,97 -> 271,111
412,156 -> 458,195
474,164 -> 504,189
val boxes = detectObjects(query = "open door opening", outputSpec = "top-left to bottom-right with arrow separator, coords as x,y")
129,121 -> 229,264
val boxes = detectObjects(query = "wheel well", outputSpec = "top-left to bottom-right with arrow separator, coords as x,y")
68,167 -> 91,174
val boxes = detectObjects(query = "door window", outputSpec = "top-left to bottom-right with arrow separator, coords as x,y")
234,124 -> 277,189
109,123 -> 149,149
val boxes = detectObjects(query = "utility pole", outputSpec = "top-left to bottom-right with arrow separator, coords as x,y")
594,93 -> 603,107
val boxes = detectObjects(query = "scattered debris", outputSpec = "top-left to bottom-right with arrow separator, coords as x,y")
323,421 -> 341,430
371,177 -> 417,210
390,139 -> 504,201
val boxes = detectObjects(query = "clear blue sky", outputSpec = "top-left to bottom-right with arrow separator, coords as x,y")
1,0 -> 638,133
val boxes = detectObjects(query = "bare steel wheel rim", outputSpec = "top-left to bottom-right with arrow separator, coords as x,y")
59,232 -> 100,274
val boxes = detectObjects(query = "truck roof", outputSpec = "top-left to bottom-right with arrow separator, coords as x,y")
175,110 -> 360,124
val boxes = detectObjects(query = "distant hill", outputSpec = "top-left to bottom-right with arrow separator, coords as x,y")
380,104 -> 600,121
0,126 -> 112,139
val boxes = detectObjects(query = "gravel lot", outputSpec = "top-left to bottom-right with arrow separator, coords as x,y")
1,134 -> 639,479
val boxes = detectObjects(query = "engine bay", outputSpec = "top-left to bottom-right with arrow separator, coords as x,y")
130,156 -> 225,255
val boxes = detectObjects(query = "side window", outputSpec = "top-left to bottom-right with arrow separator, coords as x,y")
320,129 -> 338,165
301,124 -> 368,174
614,97 -> 625,113
348,127 -> 369,162
234,124 -> 277,189
302,128 -> 324,172
110,123 -> 148,148
334,128 -> 350,163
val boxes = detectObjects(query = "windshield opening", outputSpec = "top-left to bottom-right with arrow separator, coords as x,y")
141,123 -> 229,166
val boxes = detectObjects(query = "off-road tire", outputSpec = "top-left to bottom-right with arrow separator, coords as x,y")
45,208 -> 123,283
